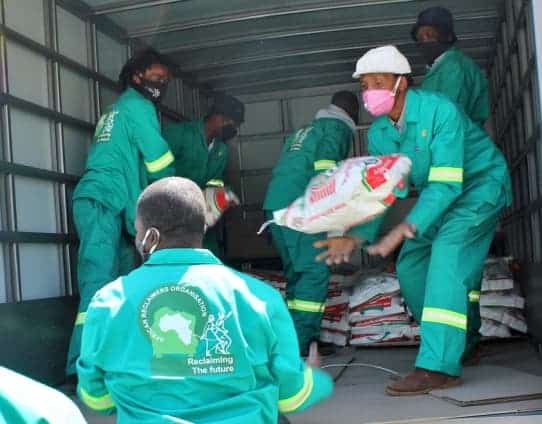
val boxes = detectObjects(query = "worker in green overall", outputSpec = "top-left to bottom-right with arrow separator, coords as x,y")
412,6 -> 489,127
315,46 -> 511,395
263,91 -> 359,356
66,49 -> 175,377
162,94 -> 244,256
77,177 -> 333,423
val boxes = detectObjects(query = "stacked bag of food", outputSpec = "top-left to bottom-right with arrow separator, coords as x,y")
348,273 -> 419,346
479,257 -> 528,338
245,269 -> 287,299
319,275 -> 357,347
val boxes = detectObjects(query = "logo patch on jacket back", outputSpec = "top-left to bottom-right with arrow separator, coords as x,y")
139,284 -> 236,376
288,126 -> 312,151
94,110 -> 118,143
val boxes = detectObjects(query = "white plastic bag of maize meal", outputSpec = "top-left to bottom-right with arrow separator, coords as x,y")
349,273 -> 400,310
204,187 -> 240,228
480,306 -> 528,333
266,154 -> 411,234
480,319 -> 512,338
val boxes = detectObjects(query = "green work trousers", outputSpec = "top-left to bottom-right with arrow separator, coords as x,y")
396,183 -> 506,376
66,198 -> 135,376
268,215 -> 329,353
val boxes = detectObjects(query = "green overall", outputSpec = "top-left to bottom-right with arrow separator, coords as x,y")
350,90 -> 511,376
162,120 -> 229,256
421,47 -> 489,127
264,117 -> 353,353
66,88 -> 175,376
77,249 -> 333,423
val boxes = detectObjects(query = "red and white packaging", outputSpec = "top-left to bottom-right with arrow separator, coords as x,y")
204,187 -> 240,228
350,324 -> 420,346
480,306 -> 528,333
480,318 -> 512,338
349,274 -> 400,310
270,155 -> 411,234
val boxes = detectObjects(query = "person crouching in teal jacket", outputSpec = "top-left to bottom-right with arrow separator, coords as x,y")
77,177 -> 333,423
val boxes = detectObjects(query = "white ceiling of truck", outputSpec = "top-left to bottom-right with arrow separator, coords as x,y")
82,0 -> 504,95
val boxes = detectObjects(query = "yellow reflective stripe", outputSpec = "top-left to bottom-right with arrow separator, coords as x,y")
145,150 -> 174,173
289,299 -> 326,313
287,300 -> 295,309
75,312 -> 86,326
422,307 -> 467,330
428,167 -> 463,183
79,388 -> 115,411
314,160 -> 336,171
279,367 -> 314,413
468,290 -> 481,303
206,179 -> 224,187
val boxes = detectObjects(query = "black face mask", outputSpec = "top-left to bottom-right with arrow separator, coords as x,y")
417,41 -> 452,65
132,79 -> 168,104
220,124 -> 238,141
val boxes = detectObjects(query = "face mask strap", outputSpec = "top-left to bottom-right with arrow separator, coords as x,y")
141,227 -> 160,256
391,76 -> 402,96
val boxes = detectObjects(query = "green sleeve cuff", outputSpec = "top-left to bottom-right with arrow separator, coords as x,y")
280,367 -> 333,415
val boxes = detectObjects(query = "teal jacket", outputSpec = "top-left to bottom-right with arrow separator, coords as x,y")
74,88 -> 175,235
163,119 -> 229,188
264,108 -> 354,211
350,89 -> 511,242
0,367 -> 86,424
421,47 -> 489,126
77,248 -> 333,423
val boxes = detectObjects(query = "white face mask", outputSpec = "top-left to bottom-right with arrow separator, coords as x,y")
136,228 -> 160,261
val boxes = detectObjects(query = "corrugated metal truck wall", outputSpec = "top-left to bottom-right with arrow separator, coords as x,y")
489,0 -> 542,347
0,0 -> 206,385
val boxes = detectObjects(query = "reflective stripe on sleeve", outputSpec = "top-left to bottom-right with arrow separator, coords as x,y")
79,388 -> 115,411
468,290 -> 481,303
278,367 -> 314,413
206,179 -> 225,187
145,150 -> 174,173
75,312 -> 86,326
314,160 -> 336,171
427,167 -> 463,183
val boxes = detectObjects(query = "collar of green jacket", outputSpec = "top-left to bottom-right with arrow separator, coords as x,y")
426,46 -> 461,76
373,89 -> 423,131
144,248 -> 222,266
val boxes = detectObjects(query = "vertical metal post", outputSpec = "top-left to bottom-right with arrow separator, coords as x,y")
178,79 -> 185,117
48,0 -> 70,295
0,0 -> 21,302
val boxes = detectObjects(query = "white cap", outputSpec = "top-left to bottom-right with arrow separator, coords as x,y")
352,45 -> 412,78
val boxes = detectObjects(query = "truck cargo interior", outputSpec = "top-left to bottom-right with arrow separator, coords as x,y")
0,0 -> 541,422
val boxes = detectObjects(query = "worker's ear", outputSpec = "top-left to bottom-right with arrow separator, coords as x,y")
397,76 -> 408,94
146,227 -> 161,254
131,72 -> 143,85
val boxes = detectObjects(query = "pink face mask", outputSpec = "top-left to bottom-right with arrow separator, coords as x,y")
362,77 -> 402,117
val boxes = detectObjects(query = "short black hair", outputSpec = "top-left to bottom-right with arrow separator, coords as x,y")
118,48 -> 171,91
137,177 -> 205,247
331,90 -> 359,122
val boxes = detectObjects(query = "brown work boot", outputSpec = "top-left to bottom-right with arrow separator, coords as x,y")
386,368 -> 462,396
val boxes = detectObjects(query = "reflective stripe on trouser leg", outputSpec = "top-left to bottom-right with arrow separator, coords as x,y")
396,232 -> 435,323
66,198 -> 124,376
266,214 -> 299,302
414,190 -> 503,376
283,228 -> 330,352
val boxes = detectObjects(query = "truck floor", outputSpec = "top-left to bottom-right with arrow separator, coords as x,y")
74,340 -> 542,423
